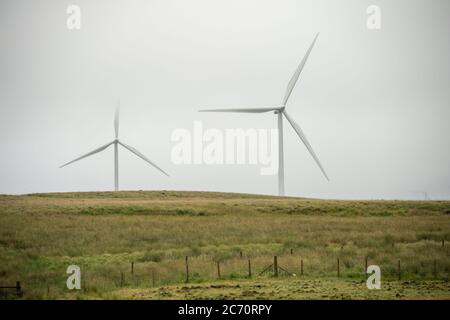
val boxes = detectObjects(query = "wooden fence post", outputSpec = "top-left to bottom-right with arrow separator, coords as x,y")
365,256 -> 368,273
397,260 -> 401,280
433,259 -> 437,279
442,239 -> 445,247
274,256 -> 278,277
248,259 -> 252,278
131,262 -> 134,276
337,258 -> 340,277
217,261 -> 221,279
16,282 -> 21,296
240,251 -> 243,258
152,269 -> 156,287
185,256 -> 189,283
300,259 -> 303,276
290,248 -> 293,255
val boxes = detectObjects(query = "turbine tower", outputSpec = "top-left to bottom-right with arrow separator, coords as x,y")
60,103 -> 169,191
199,33 -> 328,196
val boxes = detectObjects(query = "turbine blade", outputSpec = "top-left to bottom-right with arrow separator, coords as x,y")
282,110 -> 329,180
118,141 -> 169,177
199,107 -> 280,113
282,33 -> 319,106
114,102 -> 120,139
59,141 -> 115,168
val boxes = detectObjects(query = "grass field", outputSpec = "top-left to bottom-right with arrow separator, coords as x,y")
0,191 -> 449,299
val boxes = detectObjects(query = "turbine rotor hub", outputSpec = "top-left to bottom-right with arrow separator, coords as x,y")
274,106 -> 285,114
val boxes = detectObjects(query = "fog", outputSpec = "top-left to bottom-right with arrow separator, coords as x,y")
1,0 -> 449,199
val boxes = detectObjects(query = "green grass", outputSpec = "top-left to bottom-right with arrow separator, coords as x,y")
89,278 -> 450,300
0,191 -> 449,299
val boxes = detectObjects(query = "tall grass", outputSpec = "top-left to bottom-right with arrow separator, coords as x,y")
0,191 -> 449,299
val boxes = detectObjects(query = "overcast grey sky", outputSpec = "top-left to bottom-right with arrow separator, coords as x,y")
0,0 -> 449,199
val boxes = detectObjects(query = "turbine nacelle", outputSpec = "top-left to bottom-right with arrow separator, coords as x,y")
274,106 -> 285,114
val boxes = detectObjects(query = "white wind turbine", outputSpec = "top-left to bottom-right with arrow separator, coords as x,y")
199,33 -> 328,196
60,104 -> 169,191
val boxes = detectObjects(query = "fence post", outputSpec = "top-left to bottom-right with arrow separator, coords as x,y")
397,260 -> 401,280
274,256 -> 278,277
433,259 -> 437,279
300,259 -> 303,276
442,239 -> 445,247
131,262 -> 134,276
185,256 -> 189,283
290,248 -> 293,255
337,258 -> 340,277
152,269 -> 156,287
248,259 -> 252,278
16,282 -> 21,296
217,261 -> 221,279
365,256 -> 368,273
240,251 -> 243,258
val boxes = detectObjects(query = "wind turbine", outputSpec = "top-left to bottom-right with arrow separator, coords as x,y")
199,33 -> 328,196
60,104 -> 169,191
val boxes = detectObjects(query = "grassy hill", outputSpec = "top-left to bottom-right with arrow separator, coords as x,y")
0,191 -> 449,299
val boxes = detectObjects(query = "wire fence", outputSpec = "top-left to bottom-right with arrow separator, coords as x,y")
3,245 -> 449,297
78,251 -> 450,293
